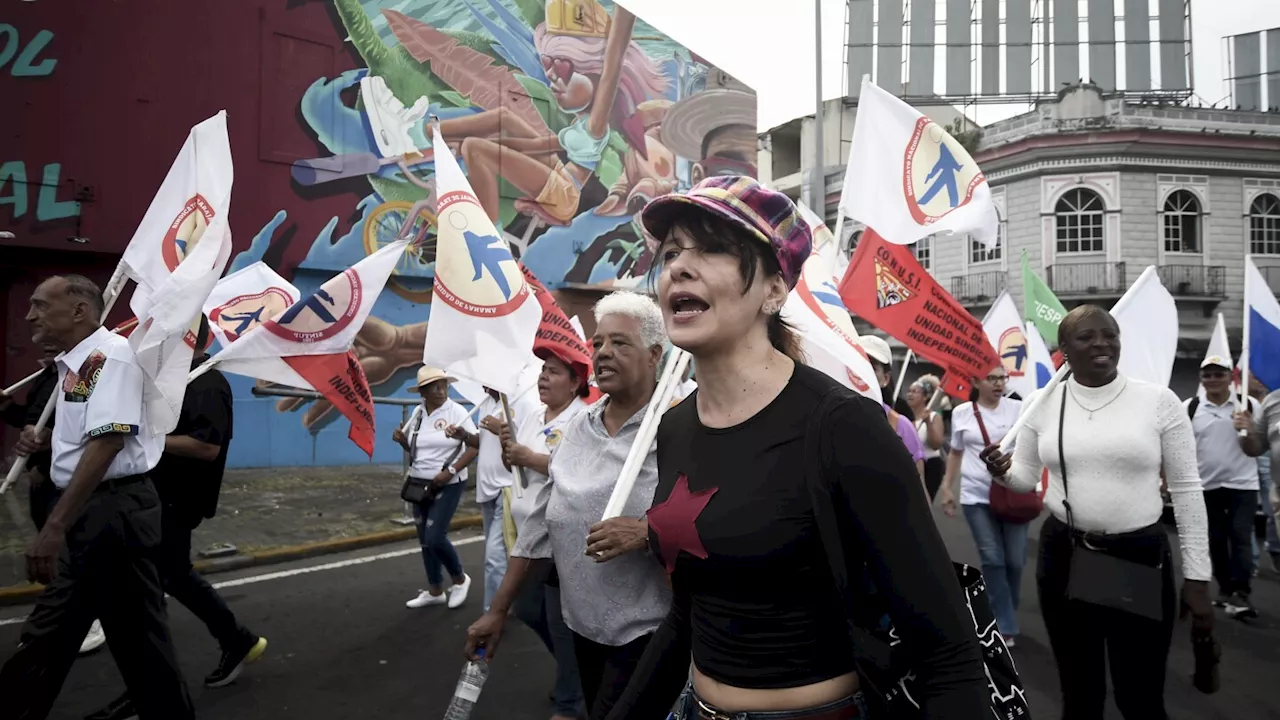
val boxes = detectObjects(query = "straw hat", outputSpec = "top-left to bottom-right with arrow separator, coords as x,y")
409,366 -> 455,392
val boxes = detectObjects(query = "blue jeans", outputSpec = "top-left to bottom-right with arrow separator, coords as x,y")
413,482 -> 465,589
479,497 -> 508,611
514,566 -> 584,716
963,503 -> 1029,636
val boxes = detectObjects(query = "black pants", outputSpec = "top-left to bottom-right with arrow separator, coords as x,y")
1037,515 -> 1175,720
1204,487 -> 1258,597
28,474 -> 59,531
157,502 -> 251,651
923,457 -> 945,501
0,477 -> 194,720
571,630 -> 652,720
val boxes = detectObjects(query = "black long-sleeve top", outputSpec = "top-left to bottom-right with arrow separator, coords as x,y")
608,363 -> 987,719
1,365 -> 57,479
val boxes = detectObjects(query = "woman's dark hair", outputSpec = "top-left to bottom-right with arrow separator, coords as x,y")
655,210 -> 806,363
1056,304 -> 1116,349
543,352 -> 591,398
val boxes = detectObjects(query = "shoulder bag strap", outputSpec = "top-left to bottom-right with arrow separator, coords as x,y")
971,404 -> 993,446
1057,381 -> 1074,530
803,388 -> 894,678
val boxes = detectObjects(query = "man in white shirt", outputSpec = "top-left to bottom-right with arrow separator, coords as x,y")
451,387 -> 516,612
1190,356 -> 1262,619
0,275 -> 193,719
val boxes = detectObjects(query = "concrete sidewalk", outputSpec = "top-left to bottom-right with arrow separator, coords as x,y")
0,465 -> 483,597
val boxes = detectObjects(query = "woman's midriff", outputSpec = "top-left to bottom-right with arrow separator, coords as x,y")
692,666 -> 860,713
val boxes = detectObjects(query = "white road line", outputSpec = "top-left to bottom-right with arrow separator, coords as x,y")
0,534 -> 485,626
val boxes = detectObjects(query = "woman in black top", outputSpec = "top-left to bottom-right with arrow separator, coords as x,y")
607,176 -> 987,720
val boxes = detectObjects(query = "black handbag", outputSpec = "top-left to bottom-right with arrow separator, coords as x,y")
1057,382 -> 1166,621
399,408 -> 465,506
803,387 -> 1030,719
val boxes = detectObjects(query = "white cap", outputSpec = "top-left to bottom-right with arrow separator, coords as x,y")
1200,355 -> 1231,370
857,335 -> 892,366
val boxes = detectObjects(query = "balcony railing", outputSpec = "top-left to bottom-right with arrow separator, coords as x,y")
1157,265 -> 1227,298
1046,262 -> 1127,296
951,270 -> 1008,303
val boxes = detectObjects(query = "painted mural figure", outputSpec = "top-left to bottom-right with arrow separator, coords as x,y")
920,143 -> 965,208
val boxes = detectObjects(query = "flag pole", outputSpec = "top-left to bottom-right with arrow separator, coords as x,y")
2,264 -> 129,494
499,393 -> 525,499
3,368 -> 45,397
1241,258 -> 1253,436
810,0 -> 824,224
892,349 -> 914,401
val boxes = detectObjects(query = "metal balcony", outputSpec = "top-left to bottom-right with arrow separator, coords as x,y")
1157,265 -> 1227,298
1046,262 -> 1127,297
950,270 -> 1008,304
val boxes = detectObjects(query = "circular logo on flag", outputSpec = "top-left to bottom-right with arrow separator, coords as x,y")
209,287 -> 296,343
902,118 -> 984,226
264,270 -> 362,344
998,327 -> 1028,379
163,195 -> 216,271
432,190 -> 529,317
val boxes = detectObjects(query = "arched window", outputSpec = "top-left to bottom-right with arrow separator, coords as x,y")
1250,193 -> 1280,256
1055,188 -> 1105,254
1162,189 -> 1201,253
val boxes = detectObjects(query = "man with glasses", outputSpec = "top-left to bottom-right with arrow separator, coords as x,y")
1188,356 -> 1262,620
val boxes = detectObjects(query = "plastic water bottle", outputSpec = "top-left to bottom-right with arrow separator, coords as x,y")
442,649 -> 489,720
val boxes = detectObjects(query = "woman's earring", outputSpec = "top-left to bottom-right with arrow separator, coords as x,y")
763,303 -> 778,315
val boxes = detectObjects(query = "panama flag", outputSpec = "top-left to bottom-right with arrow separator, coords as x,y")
840,77 -> 999,248
423,125 -> 541,395
981,292 -> 1037,401
202,238 -> 409,456
782,251 -> 881,402
1244,256 -> 1280,392
121,111 -> 235,435
201,262 -> 304,387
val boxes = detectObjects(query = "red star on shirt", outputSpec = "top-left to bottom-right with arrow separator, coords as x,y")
646,473 -> 718,574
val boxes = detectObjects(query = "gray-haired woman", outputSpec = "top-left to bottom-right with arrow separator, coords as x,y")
465,291 -> 672,720
907,373 -> 947,501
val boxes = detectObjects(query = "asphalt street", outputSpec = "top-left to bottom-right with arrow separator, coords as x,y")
2,512 -> 1277,720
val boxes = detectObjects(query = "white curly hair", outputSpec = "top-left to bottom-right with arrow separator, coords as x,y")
593,291 -> 667,349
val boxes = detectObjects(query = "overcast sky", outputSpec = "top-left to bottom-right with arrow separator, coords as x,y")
623,0 -> 1280,130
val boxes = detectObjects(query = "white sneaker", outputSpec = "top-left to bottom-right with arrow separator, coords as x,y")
406,590 -> 447,609
447,574 -> 472,609
79,620 -> 106,655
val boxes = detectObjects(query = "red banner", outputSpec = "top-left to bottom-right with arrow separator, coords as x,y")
519,264 -> 592,375
838,229 -> 999,399
283,351 -> 376,457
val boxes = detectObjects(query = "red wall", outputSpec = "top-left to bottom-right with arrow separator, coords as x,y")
2,0 -> 365,390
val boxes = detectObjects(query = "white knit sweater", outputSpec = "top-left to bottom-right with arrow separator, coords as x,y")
1002,375 -> 1211,581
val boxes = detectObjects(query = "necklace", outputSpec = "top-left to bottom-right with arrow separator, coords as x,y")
1068,378 -> 1128,420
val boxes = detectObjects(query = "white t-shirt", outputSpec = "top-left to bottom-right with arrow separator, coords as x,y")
915,412 -> 941,460
949,397 -> 1022,506
509,397 -> 588,532
1187,395 -> 1261,491
409,400 -> 476,484
474,390 -> 542,503
52,327 -> 165,488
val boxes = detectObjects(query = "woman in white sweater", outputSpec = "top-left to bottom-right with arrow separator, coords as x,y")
982,305 -> 1213,720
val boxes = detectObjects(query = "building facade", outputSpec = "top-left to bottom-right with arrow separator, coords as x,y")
1,0 -> 755,467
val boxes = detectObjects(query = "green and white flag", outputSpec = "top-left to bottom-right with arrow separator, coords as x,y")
1021,250 -> 1068,347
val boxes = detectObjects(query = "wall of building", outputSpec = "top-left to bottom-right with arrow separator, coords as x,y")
1,0 -> 757,467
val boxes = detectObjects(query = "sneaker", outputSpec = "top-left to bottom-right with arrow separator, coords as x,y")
1226,593 -> 1258,620
84,693 -> 136,720
447,574 -> 472,609
205,635 -> 268,688
406,590 -> 447,608
79,620 -> 106,655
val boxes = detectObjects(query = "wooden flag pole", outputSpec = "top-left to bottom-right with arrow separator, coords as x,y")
499,393 -> 525,499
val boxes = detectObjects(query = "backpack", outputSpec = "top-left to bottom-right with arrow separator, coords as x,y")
803,387 -> 1030,718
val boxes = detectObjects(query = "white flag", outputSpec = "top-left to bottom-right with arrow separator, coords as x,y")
782,252 -> 881,402
121,111 -> 235,435
797,201 -> 845,280
1197,313 -> 1236,400
423,125 -> 541,395
1024,323 -> 1055,390
1112,266 -> 1179,388
840,77 -> 999,248
202,262 -> 306,388
981,292 -> 1037,401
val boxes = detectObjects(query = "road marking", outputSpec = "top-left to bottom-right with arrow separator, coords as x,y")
0,535 -> 485,626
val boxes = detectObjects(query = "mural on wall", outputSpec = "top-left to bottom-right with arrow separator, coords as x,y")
226,0 -> 757,466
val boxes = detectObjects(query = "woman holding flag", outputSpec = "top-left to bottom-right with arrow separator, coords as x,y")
607,176 -> 987,719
